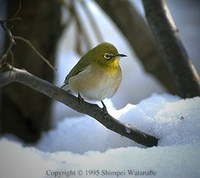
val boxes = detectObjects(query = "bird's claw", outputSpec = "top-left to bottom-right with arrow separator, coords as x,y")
101,101 -> 109,116
78,93 -> 84,103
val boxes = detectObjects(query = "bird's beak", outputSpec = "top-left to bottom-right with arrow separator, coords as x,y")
115,54 -> 127,58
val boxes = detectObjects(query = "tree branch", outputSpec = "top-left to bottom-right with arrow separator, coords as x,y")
0,19 -> 55,71
0,19 -> 16,64
142,0 -> 200,98
13,36 -> 56,71
0,65 -> 159,147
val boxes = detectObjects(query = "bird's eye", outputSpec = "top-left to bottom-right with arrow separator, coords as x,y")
104,53 -> 111,60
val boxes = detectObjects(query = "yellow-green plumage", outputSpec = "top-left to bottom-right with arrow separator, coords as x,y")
62,42 -> 126,101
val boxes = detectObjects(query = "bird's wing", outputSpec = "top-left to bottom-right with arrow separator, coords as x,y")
64,56 -> 90,84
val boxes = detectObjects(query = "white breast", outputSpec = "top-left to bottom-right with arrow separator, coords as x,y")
68,65 -> 121,101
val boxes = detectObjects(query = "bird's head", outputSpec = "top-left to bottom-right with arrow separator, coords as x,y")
86,42 -> 127,68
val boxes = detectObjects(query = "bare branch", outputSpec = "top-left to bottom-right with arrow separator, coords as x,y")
13,36 -> 56,72
12,0 -> 22,18
142,0 -> 200,98
72,0 -> 91,54
0,0 -> 21,65
0,65 -> 159,147
0,19 -> 16,64
58,0 -> 94,55
0,19 -> 56,71
80,0 -> 104,43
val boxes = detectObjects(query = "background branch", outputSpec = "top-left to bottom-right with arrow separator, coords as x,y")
0,19 -> 16,64
0,65 -> 159,147
142,0 -> 200,98
13,36 -> 56,71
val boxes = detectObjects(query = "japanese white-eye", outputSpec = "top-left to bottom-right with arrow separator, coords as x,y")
62,42 -> 126,104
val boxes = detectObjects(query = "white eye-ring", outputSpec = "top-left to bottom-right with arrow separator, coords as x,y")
104,53 -> 111,60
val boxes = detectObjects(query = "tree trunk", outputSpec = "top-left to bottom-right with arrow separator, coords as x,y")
0,0 -> 61,142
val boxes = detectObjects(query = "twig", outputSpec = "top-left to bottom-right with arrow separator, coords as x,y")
13,36 -> 56,71
12,0 -> 22,18
0,19 -> 56,71
0,0 -> 21,64
0,65 -> 159,147
0,19 -> 16,65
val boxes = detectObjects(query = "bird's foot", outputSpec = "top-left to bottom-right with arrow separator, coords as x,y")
78,93 -> 84,103
101,101 -> 109,116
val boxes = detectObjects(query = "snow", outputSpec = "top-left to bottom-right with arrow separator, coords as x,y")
36,94 -> 200,153
0,139 -> 200,178
1,94 -> 200,178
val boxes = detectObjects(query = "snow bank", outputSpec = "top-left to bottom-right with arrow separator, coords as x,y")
0,94 -> 200,178
0,139 -> 199,178
37,94 -> 200,153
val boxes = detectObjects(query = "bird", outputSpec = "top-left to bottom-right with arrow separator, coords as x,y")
61,42 -> 126,111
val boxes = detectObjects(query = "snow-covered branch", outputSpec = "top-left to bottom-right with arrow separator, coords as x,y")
0,65 -> 159,147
